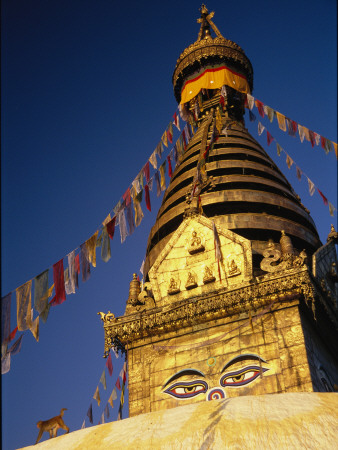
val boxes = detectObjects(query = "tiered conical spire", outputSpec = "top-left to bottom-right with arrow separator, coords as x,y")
143,6 -> 320,277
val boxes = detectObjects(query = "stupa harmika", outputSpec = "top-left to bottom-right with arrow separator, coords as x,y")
100,3 -> 338,419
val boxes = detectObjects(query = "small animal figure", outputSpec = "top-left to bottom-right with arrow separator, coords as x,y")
35,408 -> 69,444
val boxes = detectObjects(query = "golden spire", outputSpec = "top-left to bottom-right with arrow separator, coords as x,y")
197,4 -> 224,40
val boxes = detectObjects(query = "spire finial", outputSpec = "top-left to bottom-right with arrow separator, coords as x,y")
197,4 -> 224,41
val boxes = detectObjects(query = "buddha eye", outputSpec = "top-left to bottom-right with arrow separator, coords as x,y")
220,365 -> 269,387
164,380 -> 208,399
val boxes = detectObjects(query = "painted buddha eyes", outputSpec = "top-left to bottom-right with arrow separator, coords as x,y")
220,365 -> 268,387
164,380 -> 208,399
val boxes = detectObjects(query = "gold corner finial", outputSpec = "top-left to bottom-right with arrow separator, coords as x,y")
197,4 -> 223,41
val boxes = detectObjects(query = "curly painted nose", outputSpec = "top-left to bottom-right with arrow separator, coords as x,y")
207,388 -> 226,401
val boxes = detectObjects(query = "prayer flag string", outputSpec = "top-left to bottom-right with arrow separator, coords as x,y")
1,106 -> 192,373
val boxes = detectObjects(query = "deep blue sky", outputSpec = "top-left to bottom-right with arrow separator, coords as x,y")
2,1 -> 337,449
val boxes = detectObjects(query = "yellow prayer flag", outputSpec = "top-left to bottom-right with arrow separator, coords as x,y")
102,214 -> 112,227
16,280 -> 33,331
93,386 -> 101,406
276,112 -> 286,132
30,315 -> 39,342
86,231 -> 99,268
159,165 -> 166,191
161,131 -> 168,147
333,142 -> 338,159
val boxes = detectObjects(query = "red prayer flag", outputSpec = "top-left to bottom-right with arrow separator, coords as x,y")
167,155 -> 172,178
106,217 -> 116,240
266,131 -> 274,146
75,254 -> 80,274
115,377 -> 121,390
8,326 -> 18,342
320,136 -> 326,149
145,184 -> 151,212
308,130 -> 315,147
167,125 -> 173,144
143,162 -> 150,184
106,353 -> 113,376
255,99 -> 265,118
52,259 -> 66,305
182,130 -> 187,150
317,189 -> 328,205
122,370 -> 127,384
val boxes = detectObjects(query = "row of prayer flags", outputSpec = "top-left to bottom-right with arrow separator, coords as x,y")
2,107 -> 190,373
253,116 -> 336,217
246,93 -> 337,158
83,354 -> 127,427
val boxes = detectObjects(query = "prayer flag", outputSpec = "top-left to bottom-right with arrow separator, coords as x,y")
325,139 -> 333,154
317,189 -> 328,205
173,112 -> 180,131
143,162 -> 150,184
101,412 -> 105,425
276,112 -> 286,132
167,122 -> 173,144
8,326 -> 18,343
255,99 -> 264,118
117,206 -> 128,244
148,176 -> 153,191
108,388 -> 117,407
99,226 -> 111,263
80,244 -> 91,282
173,144 -> 178,165
30,313 -> 39,342
123,188 -> 135,236
329,202 -> 335,217
93,386 -> 101,406
102,214 -> 112,226
249,110 -> 256,122
215,108 -> 223,135
86,231 -> 99,268
308,178 -> 315,196
179,103 -> 189,121
286,118 -> 297,136
106,217 -> 116,240
266,131 -> 273,146
182,130 -> 187,150
140,259 -> 145,276
160,162 -> 166,191
8,334 -> 23,355
265,105 -> 275,123
296,166 -> 302,180
167,155 -> 173,178
106,353 -> 113,376
81,420 -> 85,429
133,188 -> 144,227
246,94 -> 254,110
115,377 -> 121,390
308,130 -> 315,147
74,254 -> 80,288
298,124 -> 305,143
333,142 -> 338,159
258,122 -> 265,136
66,251 -> 76,294
156,142 -> 164,159
149,151 -> 157,170
87,404 -> 93,424
1,293 -> 11,348
314,133 -> 320,146
16,280 -> 33,331
145,184 -> 151,212
104,404 -> 110,418
2,352 -> 11,374
34,269 -> 51,320
276,142 -> 282,156
155,171 -> 161,197
286,154 -> 293,169
161,130 -> 168,147
100,370 -> 107,390
184,123 -> 192,143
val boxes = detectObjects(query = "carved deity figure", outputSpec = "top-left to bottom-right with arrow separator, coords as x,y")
186,272 -> 197,289
203,266 -> 216,284
188,231 -> 205,254
228,258 -> 240,277
168,277 -> 180,295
